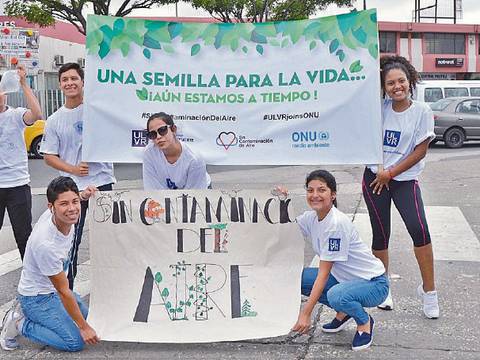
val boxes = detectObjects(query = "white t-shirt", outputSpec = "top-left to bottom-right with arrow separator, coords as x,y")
368,99 -> 435,181
296,207 -> 385,283
18,209 -> 73,296
40,104 -> 116,190
0,106 -> 29,188
143,142 -> 211,190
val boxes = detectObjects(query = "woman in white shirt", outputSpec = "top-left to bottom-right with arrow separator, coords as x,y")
142,112 -> 211,190
363,55 -> 439,319
283,170 -> 388,351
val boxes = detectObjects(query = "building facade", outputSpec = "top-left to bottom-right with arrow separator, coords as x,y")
379,21 -> 480,80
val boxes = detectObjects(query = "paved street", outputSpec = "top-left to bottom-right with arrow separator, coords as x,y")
0,143 -> 479,359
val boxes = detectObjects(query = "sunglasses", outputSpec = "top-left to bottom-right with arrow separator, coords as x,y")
147,125 -> 171,140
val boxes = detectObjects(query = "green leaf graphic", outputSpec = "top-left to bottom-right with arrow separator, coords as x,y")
154,272 -> 162,283
336,49 -> 345,62
329,39 -> 339,53
191,44 -> 201,56
256,44 -> 264,54
143,48 -> 151,59
162,288 -> 169,297
136,87 -> 148,101
309,41 -> 317,50
349,60 -> 364,73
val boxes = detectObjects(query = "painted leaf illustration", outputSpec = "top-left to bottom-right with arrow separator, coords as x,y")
166,301 -> 171,309
349,60 -> 364,73
136,87 -> 148,101
309,41 -> 317,50
191,44 -> 201,56
161,288 -> 169,297
143,48 -> 151,59
336,49 -> 345,62
256,44 -> 264,55
154,272 -> 162,283
329,39 -> 339,53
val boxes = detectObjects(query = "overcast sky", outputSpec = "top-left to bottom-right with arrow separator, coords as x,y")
133,0 -> 480,24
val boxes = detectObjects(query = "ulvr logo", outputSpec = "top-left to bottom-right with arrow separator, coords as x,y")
132,130 -> 148,147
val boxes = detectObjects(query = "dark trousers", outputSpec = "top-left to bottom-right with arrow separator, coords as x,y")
68,183 -> 113,289
0,184 -> 32,260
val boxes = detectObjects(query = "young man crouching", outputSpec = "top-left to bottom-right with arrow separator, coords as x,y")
0,176 -> 99,352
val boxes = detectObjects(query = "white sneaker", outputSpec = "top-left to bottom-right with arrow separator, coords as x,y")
377,289 -> 394,310
0,301 -> 23,351
417,285 -> 440,319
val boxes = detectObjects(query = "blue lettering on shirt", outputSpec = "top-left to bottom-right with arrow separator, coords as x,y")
328,238 -> 341,252
166,178 -> 178,189
384,130 -> 401,147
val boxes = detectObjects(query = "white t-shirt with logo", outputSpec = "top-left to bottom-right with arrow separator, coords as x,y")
368,99 -> 435,181
0,106 -> 29,188
143,142 -> 211,190
18,210 -> 73,296
40,104 -> 116,190
296,207 -> 385,283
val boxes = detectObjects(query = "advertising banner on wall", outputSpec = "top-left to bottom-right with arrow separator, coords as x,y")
83,10 -> 382,165
0,26 -> 40,72
87,189 -> 304,343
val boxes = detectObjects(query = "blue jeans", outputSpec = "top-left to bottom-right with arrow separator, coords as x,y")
301,268 -> 389,325
18,292 -> 88,352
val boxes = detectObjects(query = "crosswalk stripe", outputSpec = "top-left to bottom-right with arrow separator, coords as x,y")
0,249 -> 22,277
308,206 -> 480,267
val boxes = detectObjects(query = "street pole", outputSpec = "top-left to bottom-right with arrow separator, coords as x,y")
363,0 -> 367,10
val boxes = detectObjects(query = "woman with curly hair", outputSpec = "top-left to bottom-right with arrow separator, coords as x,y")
363,55 -> 439,318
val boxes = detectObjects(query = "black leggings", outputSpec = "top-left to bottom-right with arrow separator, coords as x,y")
362,168 -> 431,250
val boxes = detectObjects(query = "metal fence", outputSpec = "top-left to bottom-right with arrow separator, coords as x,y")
6,89 -> 65,119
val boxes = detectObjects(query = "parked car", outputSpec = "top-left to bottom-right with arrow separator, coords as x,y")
24,120 -> 44,158
430,97 -> 480,148
414,80 -> 480,105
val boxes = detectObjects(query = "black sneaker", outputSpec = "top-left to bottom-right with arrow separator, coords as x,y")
321,315 -> 352,333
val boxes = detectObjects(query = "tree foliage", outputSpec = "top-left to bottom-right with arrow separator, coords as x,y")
4,0 -> 179,35
187,0 -> 354,23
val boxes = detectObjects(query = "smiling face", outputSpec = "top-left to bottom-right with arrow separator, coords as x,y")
147,117 -> 176,150
48,190 -> 81,228
306,179 -> 336,219
59,69 -> 84,99
384,68 -> 410,103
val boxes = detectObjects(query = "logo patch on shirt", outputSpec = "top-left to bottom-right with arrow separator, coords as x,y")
384,130 -> 401,147
166,178 -> 178,189
328,238 -> 341,252
73,121 -> 83,135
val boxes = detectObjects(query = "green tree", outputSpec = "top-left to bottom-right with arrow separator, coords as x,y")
4,0 -> 179,35
186,0 -> 354,23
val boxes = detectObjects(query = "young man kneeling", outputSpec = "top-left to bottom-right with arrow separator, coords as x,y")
0,176 -> 99,352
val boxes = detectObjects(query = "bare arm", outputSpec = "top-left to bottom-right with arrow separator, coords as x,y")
49,272 -> 99,345
44,154 -> 89,177
292,261 -> 333,334
371,139 -> 430,195
17,65 -> 42,125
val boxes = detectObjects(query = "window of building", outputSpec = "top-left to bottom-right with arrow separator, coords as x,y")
445,87 -> 468,97
470,88 -> 480,96
424,33 -> 465,54
424,88 -> 443,103
379,32 -> 396,53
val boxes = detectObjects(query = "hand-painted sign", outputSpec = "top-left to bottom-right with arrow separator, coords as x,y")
87,189 -> 304,343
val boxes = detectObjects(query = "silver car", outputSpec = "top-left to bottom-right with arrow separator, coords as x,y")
430,97 -> 480,148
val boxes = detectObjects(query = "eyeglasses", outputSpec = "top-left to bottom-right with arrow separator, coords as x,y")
147,125 -> 170,140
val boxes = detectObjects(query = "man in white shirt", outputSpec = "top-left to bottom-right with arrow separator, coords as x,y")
0,64 -> 42,259
0,176 -> 99,352
41,63 -> 116,289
